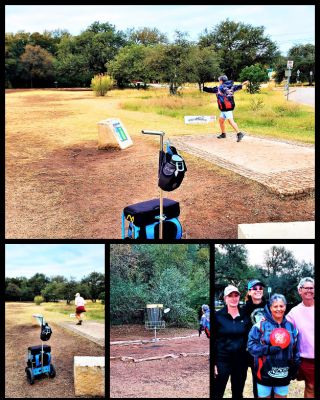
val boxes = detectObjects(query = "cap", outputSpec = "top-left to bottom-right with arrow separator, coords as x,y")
248,279 -> 265,290
224,285 -> 240,297
75,293 -> 80,297
218,75 -> 228,82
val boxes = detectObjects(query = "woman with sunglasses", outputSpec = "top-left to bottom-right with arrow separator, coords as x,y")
214,285 -> 251,398
242,279 -> 267,398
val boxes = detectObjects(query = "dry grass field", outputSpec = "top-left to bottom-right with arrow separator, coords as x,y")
5,89 -> 314,238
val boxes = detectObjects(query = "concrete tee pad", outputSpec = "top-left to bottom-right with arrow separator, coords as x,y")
58,321 -> 105,347
171,134 -> 314,197
238,221 -> 315,239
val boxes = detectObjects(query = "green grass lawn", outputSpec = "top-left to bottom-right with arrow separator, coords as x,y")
5,301 -> 105,325
119,86 -> 314,144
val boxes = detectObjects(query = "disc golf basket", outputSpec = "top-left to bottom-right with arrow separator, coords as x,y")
145,304 -> 166,343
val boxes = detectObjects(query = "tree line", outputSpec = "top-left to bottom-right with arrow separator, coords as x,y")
5,20 -> 315,91
5,271 -> 105,304
215,244 -> 314,305
110,244 -> 210,327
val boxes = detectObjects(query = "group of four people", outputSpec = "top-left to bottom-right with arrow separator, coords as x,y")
213,277 -> 314,398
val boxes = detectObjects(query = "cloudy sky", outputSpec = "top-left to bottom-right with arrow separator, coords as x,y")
5,244 -> 105,279
243,243 -> 313,266
5,5 -> 315,55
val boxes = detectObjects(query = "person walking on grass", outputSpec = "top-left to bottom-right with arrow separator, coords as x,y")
75,292 -> 86,326
286,277 -> 315,398
203,75 -> 249,142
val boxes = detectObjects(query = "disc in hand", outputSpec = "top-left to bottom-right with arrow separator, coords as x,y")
270,328 -> 291,349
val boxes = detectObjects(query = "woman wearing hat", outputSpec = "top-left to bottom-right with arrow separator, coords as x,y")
75,292 -> 86,325
242,279 -> 267,398
214,285 -> 251,398
248,294 -> 300,398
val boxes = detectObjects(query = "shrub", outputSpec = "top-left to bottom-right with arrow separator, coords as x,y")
239,64 -> 269,94
34,295 -> 44,305
91,74 -> 114,96
249,97 -> 264,111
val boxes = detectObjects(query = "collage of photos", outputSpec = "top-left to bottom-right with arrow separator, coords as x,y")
4,243 -> 315,398
3,3 -> 316,400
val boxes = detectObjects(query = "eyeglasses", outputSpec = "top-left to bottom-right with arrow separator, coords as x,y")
251,286 -> 263,291
301,287 -> 314,291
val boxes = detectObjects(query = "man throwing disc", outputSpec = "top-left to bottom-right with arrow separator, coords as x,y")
203,75 -> 249,142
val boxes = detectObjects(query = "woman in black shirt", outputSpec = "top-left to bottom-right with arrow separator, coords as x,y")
214,285 -> 251,399
242,279 -> 267,398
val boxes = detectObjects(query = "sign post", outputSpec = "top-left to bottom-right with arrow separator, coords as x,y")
310,71 -> 313,86
285,61 -> 294,100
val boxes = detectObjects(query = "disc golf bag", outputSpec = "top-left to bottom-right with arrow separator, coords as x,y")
122,198 -> 182,239
40,322 -> 52,341
27,345 -> 51,367
158,145 -> 187,191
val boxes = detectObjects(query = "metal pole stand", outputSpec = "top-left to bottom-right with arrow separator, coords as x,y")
141,130 -> 165,239
145,304 -> 165,345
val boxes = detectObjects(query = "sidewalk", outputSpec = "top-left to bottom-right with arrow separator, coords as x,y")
58,320 -> 105,347
172,133 -> 314,197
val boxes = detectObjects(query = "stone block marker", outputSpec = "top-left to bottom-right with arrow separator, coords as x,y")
238,221 -> 315,239
74,356 -> 105,397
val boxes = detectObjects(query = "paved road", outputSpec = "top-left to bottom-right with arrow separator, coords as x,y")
288,87 -> 315,107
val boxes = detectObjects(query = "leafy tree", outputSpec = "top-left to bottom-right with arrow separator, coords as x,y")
5,282 -> 22,301
110,276 -> 148,324
20,44 -> 54,87
28,273 -> 50,296
145,31 -> 194,95
107,44 -> 150,87
262,246 -> 297,276
239,64 -> 269,93
215,244 -> 250,298
287,44 -> 315,85
81,272 -> 105,302
188,45 -> 222,91
41,281 -> 65,302
199,19 -> 280,80
149,267 -> 197,327
127,27 -> 168,45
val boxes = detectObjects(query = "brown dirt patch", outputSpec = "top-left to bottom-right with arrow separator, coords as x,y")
5,90 -> 314,238
5,319 -> 104,398
110,325 -> 209,398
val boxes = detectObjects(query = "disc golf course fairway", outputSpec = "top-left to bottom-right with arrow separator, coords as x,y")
5,301 -> 105,398
110,325 -> 210,398
5,88 -> 314,239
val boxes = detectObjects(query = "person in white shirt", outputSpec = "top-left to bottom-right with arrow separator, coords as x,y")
286,277 -> 314,398
75,292 -> 86,325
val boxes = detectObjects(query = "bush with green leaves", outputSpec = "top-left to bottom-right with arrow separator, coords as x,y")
34,295 -> 44,305
99,292 -> 105,305
239,64 -> 269,94
91,73 -> 114,96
